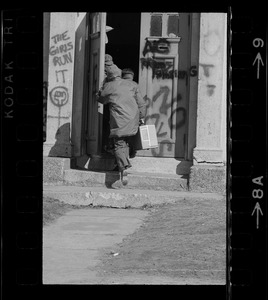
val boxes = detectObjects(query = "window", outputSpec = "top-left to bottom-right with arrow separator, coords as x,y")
167,15 -> 179,37
150,13 -> 180,38
150,15 -> 162,36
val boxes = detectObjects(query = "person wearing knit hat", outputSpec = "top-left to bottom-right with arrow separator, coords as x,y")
105,55 -> 122,79
105,54 -> 113,66
97,69 -> 146,189
106,64 -> 122,80
97,54 -> 122,96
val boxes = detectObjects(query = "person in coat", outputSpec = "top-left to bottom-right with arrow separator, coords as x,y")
97,66 -> 146,189
121,68 -> 145,158
101,54 -> 122,154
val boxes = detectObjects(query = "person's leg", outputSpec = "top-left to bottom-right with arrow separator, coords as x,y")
113,137 -> 130,171
112,137 -> 130,188
123,139 -> 132,169
114,137 -> 131,171
127,135 -> 137,159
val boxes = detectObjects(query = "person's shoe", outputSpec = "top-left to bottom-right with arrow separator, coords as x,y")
121,170 -> 128,185
111,180 -> 124,189
122,169 -> 128,176
122,178 -> 128,186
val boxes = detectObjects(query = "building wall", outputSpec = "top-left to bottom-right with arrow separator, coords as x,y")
193,13 -> 227,165
43,12 -> 76,157
189,13 -> 227,194
43,12 -> 227,175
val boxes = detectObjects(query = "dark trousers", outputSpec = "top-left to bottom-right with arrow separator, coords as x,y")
113,137 -> 132,172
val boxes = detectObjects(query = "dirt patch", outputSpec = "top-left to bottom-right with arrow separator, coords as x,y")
96,197 -> 226,284
43,196 -> 80,226
43,196 -> 112,226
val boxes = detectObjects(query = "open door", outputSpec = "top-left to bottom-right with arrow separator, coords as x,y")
71,13 -> 88,157
86,12 -> 106,156
138,13 -> 191,158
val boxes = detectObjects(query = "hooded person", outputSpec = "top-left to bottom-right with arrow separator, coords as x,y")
98,54 -> 122,97
97,66 -> 146,189
104,54 -> 121,78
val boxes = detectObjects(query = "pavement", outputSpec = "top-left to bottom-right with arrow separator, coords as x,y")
43,207 -> 149,284
43,185 -> 225,285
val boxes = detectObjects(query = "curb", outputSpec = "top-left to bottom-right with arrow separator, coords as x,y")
43,185 -> 225,209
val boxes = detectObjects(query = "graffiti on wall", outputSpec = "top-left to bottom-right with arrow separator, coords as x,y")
143,85 -> 187,156
200,30 -> 220,97
142,38 -> 171,56
49,30 -> 74,128
141,57 -> 191,80
140,37 -> 197,156
49,30 -> 73,107
49,86 -> 69,107
49,31 -> 73,67
199,63 -> 214,77
141,57 -> 197,81
206,84 -> 216,97
199,63 -> 216,96
144,86 -> 187,133
141,38 -> 197,81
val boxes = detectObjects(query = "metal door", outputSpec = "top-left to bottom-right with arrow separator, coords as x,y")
138,13 -> 190,158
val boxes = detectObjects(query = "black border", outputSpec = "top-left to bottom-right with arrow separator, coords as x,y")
1,6 -> 267,300
230,6 -> 267,300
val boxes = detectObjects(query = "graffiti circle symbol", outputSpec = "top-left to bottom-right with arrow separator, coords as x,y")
49,86 -> 69,107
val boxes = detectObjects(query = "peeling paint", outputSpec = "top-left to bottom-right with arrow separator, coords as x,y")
203,31 -> 221,56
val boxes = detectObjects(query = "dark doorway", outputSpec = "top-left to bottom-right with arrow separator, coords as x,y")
102,13 -> 141,153
106,13 -> 141,81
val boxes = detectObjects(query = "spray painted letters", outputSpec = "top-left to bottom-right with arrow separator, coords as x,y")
49,31 -> 73,67
49,30 -> 73,106
141,57 -> 191,80
142,38 -> 171,56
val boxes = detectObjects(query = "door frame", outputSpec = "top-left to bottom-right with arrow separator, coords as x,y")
80,12 -> 198,162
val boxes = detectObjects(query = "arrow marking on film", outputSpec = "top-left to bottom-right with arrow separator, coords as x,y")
251,202 -> 263,229
252,52 -> 264,79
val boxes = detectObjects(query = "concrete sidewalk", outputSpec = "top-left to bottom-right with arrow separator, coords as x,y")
43,185 -> 225,284
43,207 -> 149,284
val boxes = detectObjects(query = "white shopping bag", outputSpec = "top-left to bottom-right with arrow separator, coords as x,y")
134,125 -> 159,150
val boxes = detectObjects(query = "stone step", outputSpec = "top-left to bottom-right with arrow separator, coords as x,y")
75,155 -> 193,175
43,185 -> 224,209
62,169 -> 188,191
